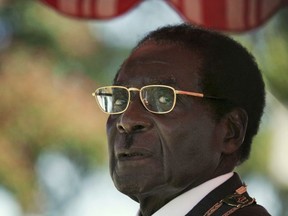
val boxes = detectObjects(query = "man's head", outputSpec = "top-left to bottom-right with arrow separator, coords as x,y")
133,24 -> 265,164
102,24 -> 265,212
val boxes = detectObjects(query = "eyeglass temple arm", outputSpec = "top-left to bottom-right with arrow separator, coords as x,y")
175,90 -> 204,98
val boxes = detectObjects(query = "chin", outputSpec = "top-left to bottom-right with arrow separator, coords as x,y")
112,172 -> 164,197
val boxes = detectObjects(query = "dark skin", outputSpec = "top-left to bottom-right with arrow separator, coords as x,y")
106,42 -> 248,216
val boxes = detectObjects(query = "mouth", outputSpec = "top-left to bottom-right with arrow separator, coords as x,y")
117,150 -> 152,161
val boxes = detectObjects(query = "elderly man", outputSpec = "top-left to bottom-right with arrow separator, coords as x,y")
93,24 -> 271,216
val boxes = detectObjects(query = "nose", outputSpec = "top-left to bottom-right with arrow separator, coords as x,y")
116,100 -> 153,134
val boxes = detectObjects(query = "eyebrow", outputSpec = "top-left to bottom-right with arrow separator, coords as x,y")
114,75 -> 177,86
147,76 -> 177,85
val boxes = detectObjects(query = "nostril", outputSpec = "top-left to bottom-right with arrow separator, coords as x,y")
117,124 -> 126,133
116,123 -> 148,133
132,125 -> 145,131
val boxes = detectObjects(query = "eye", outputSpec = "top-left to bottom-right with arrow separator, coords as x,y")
158,96 -> 172,104
114,99 -> 126,106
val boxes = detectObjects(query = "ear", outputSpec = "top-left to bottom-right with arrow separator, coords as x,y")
221,108 -> 248,154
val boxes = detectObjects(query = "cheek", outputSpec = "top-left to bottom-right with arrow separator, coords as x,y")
106,116 -> 168,194
155,114 -> 221,185
106,116 -> 118,173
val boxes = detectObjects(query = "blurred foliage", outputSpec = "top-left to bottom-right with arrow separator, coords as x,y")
0,0 -> 130,83
0,0 -> 125,212
233,9 -> 288,107
0,63 -> 106,210
236,128 -> 272,175
234,10 -> 288,215
233,8 -> 288,173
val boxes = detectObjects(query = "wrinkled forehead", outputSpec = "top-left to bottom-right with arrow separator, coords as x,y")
114,42 -> 203,91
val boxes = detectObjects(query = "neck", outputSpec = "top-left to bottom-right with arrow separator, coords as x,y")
135,188 -> 183,216
134,173 -> 219,216
134,155 -> 237,216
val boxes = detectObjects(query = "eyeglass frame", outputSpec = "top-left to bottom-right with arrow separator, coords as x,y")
92,84 -> 223,115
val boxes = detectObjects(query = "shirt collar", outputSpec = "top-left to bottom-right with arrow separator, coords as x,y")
136,172 -> 233,216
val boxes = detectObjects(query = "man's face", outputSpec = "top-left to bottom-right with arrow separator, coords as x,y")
106,42 -> 224,201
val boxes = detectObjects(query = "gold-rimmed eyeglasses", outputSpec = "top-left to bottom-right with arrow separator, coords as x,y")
92,85 -> 221,115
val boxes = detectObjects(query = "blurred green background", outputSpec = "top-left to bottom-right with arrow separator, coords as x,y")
0,0 -> 287,215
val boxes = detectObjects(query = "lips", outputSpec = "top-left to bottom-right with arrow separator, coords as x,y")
116,149 -> 153,161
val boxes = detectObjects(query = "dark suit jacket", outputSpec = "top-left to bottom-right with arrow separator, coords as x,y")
186,173 -> 271,216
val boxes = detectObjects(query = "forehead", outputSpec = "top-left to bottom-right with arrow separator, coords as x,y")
115,42 -> 203,90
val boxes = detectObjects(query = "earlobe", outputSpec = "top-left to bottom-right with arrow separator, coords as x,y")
222,108 -> 248,154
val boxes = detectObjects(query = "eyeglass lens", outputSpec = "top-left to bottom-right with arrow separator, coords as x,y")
96,87 -> 129,113
140,86 -> 175,113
